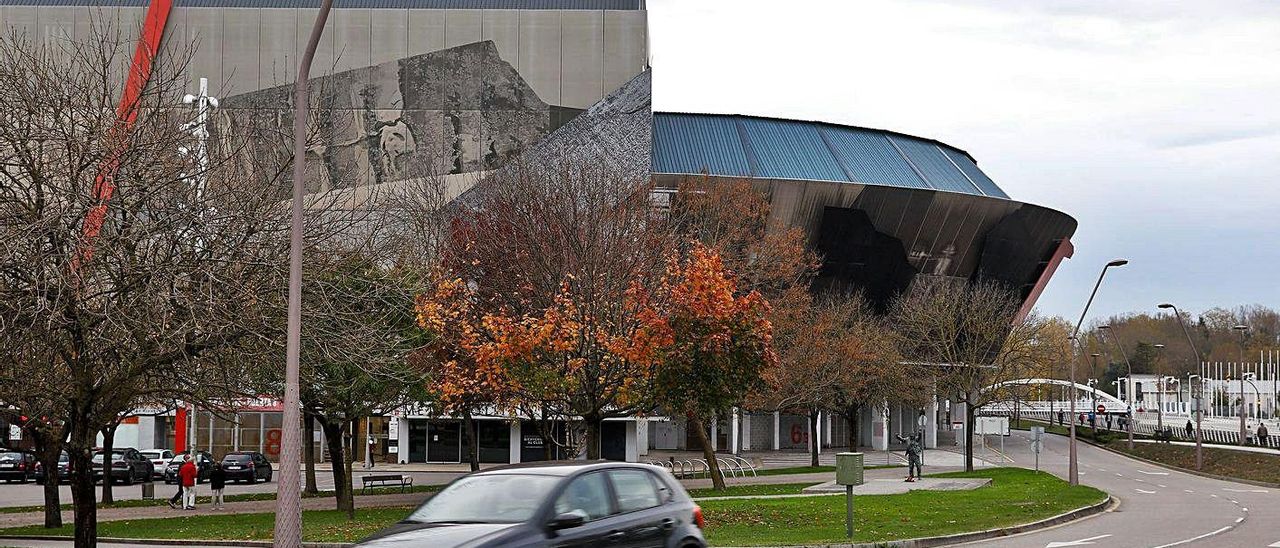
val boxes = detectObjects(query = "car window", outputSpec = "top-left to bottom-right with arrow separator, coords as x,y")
554,472 -> 613,521
405,473 -> 560,524
608,470 -> 661,513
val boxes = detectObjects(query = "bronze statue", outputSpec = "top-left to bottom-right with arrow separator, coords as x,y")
895,430 -> 924,482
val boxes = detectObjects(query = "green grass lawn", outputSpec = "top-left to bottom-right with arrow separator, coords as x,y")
1105,440 -> 1280,485
0,485 -> 439,515
0,468 -> 1103,546
699,467 -> 1106,546
0,507 -> 412,543
755,463 -> 899,477
687,482 -> 812,498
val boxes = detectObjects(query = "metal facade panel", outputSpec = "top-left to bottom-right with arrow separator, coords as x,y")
943,147 -> 1009,199
890,136 -> 981,195
820,126 -> 930,190
737,117 -> 847,182
481,9 -> 519,66
560,10 -> 604,108
184,7 -> 223,96
652,114 -> 751,177
221,8 -> 261,95
517,9 -> 560,105
369,8 -> 407,66
258,8 -> 298,88
443,8 -> 478,49
407,8 -> 444,57
332,8 -> 372,75
603,10 -> 645,97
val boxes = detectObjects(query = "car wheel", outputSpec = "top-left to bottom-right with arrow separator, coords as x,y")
248,475 -> 257,485
123,471 -> 134,485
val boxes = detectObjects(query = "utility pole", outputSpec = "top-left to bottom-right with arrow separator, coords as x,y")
1234,325 -> 1250,446
276,2 -> 334,547
1067,259 -> 1128,486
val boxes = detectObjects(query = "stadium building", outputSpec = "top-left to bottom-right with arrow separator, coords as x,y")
0,0 -> 1075,463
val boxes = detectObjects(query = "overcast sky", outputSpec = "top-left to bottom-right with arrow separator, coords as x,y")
646,0 -> 1280,325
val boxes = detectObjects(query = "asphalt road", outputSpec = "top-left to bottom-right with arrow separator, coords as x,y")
0,469 -> 463,508
965,429 -> 1280,548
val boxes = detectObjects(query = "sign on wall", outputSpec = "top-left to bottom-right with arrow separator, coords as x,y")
8,425 -> 20,441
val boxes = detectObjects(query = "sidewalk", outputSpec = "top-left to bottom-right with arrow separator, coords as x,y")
1133,438 -> 1280,455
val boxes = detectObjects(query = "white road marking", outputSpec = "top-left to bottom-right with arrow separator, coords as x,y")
1235,517 -> 1244,523
1242,508 -> 1248,512
1223,488 -> 1268,493
1211,494 -> 1219,498
1267,542 -> 1280,547
1115,473 -> 1124,477
1184,489 -> 1194,493
1158,484 -> 1167,488
1044,534 -> 1112,547
1135,488 -> 1157,494
1137,469 -> 1170,475
1150,526 -> 1232,548
1230,500 -> 1239,504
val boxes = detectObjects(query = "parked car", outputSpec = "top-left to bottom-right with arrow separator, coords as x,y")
0,450 -> 38,483
355,462 -> 706,548
33,451 -> 71,485
92,448 -> 153,485
164,451 -> 214,484
140,449 -> 174,480
220,451 -> 273,484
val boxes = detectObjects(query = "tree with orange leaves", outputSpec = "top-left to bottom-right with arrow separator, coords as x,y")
652,244 -> 776,489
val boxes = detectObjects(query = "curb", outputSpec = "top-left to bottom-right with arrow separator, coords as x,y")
715,495 -> 1115,548
0,496 -> 1117,548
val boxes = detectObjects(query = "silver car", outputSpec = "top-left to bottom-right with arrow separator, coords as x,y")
140,449 -> 174,480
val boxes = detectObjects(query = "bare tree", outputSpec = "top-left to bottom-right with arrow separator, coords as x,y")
890,278 -> 1052,472
0,26 -> 298,547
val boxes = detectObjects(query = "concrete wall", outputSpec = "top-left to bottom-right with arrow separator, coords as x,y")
0,6 -> 648,109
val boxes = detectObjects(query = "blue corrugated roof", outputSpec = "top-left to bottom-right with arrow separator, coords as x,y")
737,118 -> 847,182
0,0 -> 642,7
943,148 -> 1009,199
820,126 -> 930,190
652,112 -> 1011,199
652,114 -> 751,177
889,136 -> 981,195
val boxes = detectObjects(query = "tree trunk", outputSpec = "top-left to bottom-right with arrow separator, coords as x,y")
68,414 -> 97,548
32,428 -> 64,528
584,415 -> 601,460
319,418 -> 354,520
99,424 -> 116,504
809,408 -> 820,468
688,412 -> 725,490
964,392 -> 976,473
461,410 -> 479,472
845,403 -> 861,450
303,411 -> 318,494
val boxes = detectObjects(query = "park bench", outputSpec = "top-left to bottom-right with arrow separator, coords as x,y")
361,474 -> 413,494
1152,428 -> 1174,442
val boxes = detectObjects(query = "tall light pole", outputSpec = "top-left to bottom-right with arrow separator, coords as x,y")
276,2 -> 334,547
1089,353 -> 1101,437
1188,374 -> 1203,469
1233,324 -> 1250,445
1067,258 -> 1128,486
1100,325 -> 1134,449
1159,303 -> 1205,463
1153,344 -> 1166,432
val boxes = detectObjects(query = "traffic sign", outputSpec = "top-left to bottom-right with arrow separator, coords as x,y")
1097,404 -> 1105,413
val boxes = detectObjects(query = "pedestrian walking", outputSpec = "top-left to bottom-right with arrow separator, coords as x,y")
209,462 -> 226,510
179,454 -> 199,510
1258,423 -> 1270,448
1185,419 -> 1194,440
1107,414 -> 1113,430
168,454 -> 189,510
1058,410 -> 1064,426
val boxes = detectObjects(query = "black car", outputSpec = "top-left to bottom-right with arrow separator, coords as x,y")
33,451 -> 71,485
356,462 -> 706,548
220,451 -> 273,484
164,451 -> 214,484
91,448 -> 153,485
0,450 -> 38,483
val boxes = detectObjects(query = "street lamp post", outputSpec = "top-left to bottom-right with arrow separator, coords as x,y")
1067,259 -> 1128,486
1188,374 -> 1202,469
1153,344 -> 1166,432
1233,325 -> 1250,446
1159,303 -> 1206,465
1089,352 -> 1101,437
1100,325 -> 1134,449
277,2 -> 335,547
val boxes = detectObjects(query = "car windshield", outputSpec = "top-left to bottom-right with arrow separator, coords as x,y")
92,451 -> 125,463
404,474 -> 560,524
58,453 -> 69,463
141,451 -> 163,459
0,452 -> 22,462
224,454 -> 253,463
168,456 -> 189,465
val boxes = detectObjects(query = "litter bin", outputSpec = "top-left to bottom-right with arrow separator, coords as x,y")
141,481 -> 155,500
836,452 -> 864,486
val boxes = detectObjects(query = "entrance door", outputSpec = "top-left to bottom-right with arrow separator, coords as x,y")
408,420 -> 427,463
601,421 -> 627,461
426,421 -> 462,462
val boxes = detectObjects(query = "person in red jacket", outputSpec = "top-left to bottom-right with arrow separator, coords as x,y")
178,455 -> 198,510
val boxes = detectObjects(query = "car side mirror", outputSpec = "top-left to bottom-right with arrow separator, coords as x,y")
547,510 -> 587,531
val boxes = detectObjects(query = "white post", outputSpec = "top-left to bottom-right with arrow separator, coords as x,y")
730,408 -> 740,455
772,412 -> 780,451
741,414 -> 752,451
509,421 -> 521,464
710,419 -> 718,452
